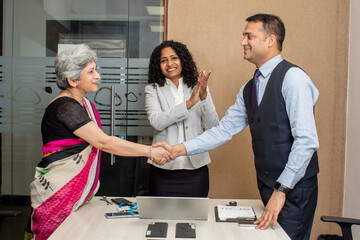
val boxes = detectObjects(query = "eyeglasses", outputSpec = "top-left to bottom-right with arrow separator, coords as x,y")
100,196 -> 113,205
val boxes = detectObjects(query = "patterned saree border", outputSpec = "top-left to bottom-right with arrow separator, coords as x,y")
42,138 -> 85,156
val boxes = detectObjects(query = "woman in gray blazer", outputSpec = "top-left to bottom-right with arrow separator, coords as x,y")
145,40 -> 219,197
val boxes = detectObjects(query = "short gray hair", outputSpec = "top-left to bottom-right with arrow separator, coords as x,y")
55,44 -> 97,90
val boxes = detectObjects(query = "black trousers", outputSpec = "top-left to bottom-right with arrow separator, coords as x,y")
149,165 -> 209,197
258,175 -> 318,240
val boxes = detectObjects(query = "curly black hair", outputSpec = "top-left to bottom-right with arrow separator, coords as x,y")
148,40 -> 198,88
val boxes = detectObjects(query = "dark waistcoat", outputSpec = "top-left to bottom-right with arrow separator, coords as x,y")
243,60 -> 319,189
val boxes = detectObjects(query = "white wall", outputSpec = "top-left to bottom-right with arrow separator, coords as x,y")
344,0 -> 360,239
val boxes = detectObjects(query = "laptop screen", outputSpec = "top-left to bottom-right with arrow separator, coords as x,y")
136,196 -> 209,221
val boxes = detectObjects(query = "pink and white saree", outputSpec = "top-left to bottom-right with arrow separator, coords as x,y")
30,98 -> 102,240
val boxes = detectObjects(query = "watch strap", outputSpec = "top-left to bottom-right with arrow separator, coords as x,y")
274,182 -> 290,194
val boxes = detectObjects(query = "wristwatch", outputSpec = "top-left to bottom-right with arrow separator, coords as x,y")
274,182 -> 290,194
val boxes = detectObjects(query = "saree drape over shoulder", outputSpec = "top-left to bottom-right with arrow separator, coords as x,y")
30,98 -> 102,240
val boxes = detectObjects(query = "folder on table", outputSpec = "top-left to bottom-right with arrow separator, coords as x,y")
214,205 -> 257,223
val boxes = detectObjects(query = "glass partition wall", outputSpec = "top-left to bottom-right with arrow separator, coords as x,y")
0,0 -> 165,238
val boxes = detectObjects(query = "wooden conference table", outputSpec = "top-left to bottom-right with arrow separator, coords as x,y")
50,197 -> 290,240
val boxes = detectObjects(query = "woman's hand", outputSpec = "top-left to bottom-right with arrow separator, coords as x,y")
149,146 -> 174,165
186,83 -> 200,109
199,70 -> 211,100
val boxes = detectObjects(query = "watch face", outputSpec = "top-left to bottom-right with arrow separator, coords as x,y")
274,182 -> 281,190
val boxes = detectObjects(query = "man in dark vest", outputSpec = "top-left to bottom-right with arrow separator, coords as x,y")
154,13 -> 319,240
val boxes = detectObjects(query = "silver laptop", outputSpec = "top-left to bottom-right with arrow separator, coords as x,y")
136,196 -> 209,221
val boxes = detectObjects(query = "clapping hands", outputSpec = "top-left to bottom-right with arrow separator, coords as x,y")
186,70 -> 212,109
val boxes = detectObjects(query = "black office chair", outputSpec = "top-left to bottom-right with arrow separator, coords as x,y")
0,210 -> 22,232
318,216 -> 360,240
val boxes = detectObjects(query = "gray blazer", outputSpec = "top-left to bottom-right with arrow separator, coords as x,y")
145,82 -> 219,169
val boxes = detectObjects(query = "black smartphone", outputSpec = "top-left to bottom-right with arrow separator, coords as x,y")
105,211 -> 139,219
111,198 -> 132,205
175,223 -> 196,238
145,222 -> 168,238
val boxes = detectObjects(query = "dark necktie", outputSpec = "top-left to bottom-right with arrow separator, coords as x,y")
252,69 -> 261,112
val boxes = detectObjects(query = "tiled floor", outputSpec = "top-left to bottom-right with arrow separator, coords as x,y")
0,205 -> 32,240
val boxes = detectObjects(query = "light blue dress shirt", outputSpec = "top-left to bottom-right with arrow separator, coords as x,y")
183,54 -> 319,189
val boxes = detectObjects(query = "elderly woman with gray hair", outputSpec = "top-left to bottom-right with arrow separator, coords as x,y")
29,44 -> 173,240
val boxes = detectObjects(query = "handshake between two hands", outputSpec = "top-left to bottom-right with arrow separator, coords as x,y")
149,142 -> 186,166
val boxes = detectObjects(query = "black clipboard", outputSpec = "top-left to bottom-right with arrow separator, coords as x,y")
214,206 -> 257,223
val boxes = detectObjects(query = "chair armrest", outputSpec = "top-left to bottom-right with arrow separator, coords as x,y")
321,216 -> 360,226
0,210 -> 22,217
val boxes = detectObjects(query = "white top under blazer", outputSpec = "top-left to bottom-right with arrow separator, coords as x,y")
144,78 -> 219,170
